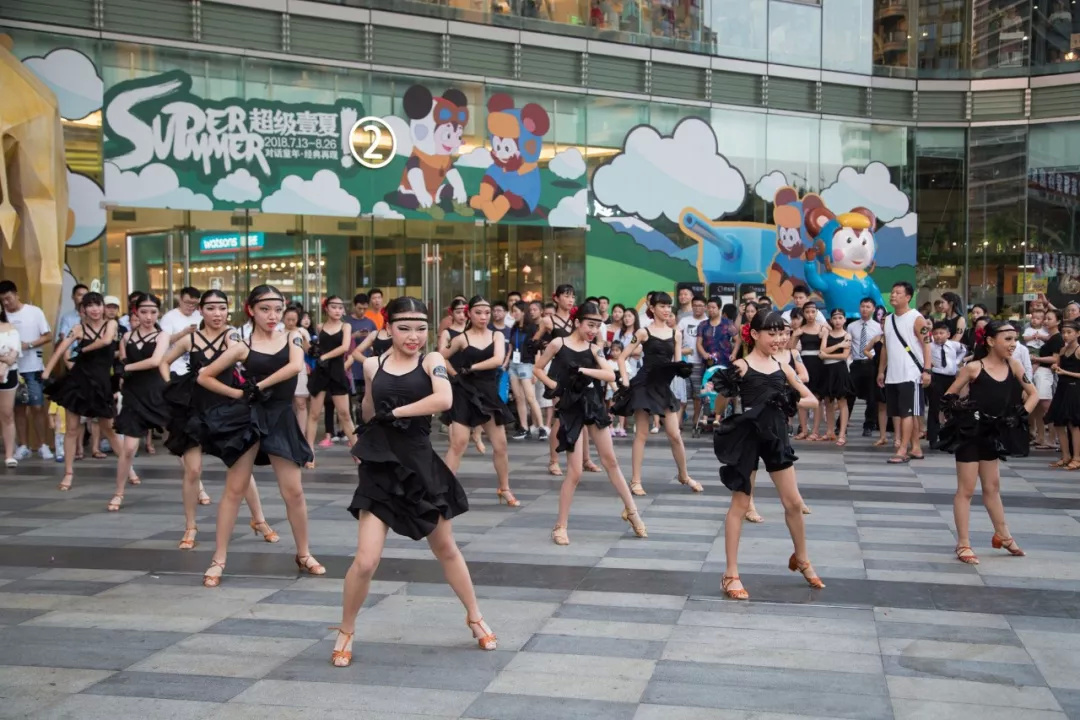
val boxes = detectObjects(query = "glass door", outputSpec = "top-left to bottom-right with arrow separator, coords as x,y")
125,227 -> 186,305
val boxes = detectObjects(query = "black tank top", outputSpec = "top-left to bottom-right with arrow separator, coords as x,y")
800,332 -> 822,353
318,327 -> 344,361
124,328 -> 160,362
970,363 -> 1022,417
554,342 -> 597,384
459,330 -> 496,380
190,330 -> 233,408
78,322 -> 116,375
370,334 -> 393,356
373,354 -> 432,434
551,313 -> 573,340
445,327 -> 465,370
1059,347 -> 1080,387
245,340 -> 295,402
641,327 -> 674,369
740,361 -> 786,410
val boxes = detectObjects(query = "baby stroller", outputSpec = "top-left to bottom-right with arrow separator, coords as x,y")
692,364 -> 731,437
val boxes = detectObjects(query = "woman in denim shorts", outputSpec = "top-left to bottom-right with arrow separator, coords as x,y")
507,302 -> 546,440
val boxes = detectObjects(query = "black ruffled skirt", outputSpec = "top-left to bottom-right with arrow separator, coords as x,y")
163,373 -> 200,456
114,371 -> 169,436
445,373 -> 513,427
252,399 -> 314,467
555,379 -> 611,453
714,405 -> 798,494
612,361 -> 690,417
349,422 -> 468,540
820,361 -> 854,400
199,399 -> 261,467
1047,380 -> 1080,427
933,396 -> 1029,460
308,358 -> 350,396
801,355 -> 825,396
47,364 -> 115,419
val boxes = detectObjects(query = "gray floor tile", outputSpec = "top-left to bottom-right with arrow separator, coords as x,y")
0,626 -> 189,670
554,603 -> 681,625
81,670 -> 254,702
876,621 -> 1023,646
463,693 -> 638,720
641,680 -> 894,720
203,618 -> 334,640
522,633 -> 666,660
881,654 -> 1048,686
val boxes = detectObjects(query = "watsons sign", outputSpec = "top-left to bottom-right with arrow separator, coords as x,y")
199,232 -> 265,254
103,70 -> 363,181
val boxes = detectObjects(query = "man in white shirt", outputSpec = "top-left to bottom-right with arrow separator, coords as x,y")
926,320 -> 966,446
677,294 -> 708,424
0,280 -> 54,460
54,284 -> 88,344
878,281 -> 932,463
846,297 -> 884,436
159,287 -> 202,376
781,285 -> 811,324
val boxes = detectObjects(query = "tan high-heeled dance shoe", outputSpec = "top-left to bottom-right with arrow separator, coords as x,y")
466,615 -> 497,650
788,554 -> 825,588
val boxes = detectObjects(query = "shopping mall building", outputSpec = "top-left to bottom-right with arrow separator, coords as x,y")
2,0 -> 1079,320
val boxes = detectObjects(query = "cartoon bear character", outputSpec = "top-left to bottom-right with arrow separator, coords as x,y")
384,84 -> 470,219
803,205 -> 885,319
469,93 -> 550,223
766,187 -> 823,307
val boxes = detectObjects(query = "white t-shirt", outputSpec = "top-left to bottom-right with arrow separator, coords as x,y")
160,308 -> 203,375
678,314 -> 707,364
1012,343 -> 1033,381
884,309 -> 924,385
8,304 -> 51,374
1022,325 -> 1049,353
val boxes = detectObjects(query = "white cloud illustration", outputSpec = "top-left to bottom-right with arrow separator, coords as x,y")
592,118 -> 747,222
23,48 -> 103,121
262,170 -> 360,217
549,148 -> 586,180
66,170 -> 105,247
455,147 -> 494,169
105,162 -> 213,210
382,115 -> 413,158
213,169 -> 262,204
548,189 -> 588,228
754,170 -> 789,202
821,161 -> 909,223
368,201 -> 405,219
885,212 -> 917,237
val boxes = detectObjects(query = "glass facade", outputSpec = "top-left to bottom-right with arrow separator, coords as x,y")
4,0 -> 1080,323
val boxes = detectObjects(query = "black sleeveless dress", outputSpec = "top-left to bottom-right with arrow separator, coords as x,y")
246,341 -> 314,467
446,330 -> 513,427
349,355 -> 469,539
1047,348 -> 1080,427
551,342 -> 611,452
47,322 -> 117,419
308,326 -> 350,396
370,334 -> 393,356
936,362 -> 1028,462
163,330 -> 230,456
613,328 -> 686,416
800,331 -> 825,396
445,328 -> 465,370
114,329 -> 169,436
713,360 -> 798,494
819,334 -> 854,400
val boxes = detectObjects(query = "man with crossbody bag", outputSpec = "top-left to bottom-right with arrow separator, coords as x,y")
877,281 -> 932,464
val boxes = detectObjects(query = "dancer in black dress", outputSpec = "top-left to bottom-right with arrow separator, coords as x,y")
159,290 -> 275,551
439,297 -> 484,454
534,284 -> 589,475
331,296 -> 495,667
937,320 -> 1037,565
615,291 -> 701,496
109,293 -> 169,511
305,295 -> 355,463
711,311 -> 824,600
534,301 -> 647,545
1049,321 -> 1080,469
820,308 -> 855,447
443,296 -> 518,506
43,292 -> 122,492
791,301 -> 827,440
197,285 -> 323,587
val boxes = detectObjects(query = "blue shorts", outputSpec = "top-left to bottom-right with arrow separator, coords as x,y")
509,362 -> 534,380
17,371 -> 45,407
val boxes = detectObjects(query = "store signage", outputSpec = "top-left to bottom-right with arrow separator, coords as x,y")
104,70 -> 364,181
199,232 -> 265,254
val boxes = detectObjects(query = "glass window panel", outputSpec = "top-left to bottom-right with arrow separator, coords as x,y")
915,129 -> 966,289
1031,1 -> 1080,72
769,0 -> 822,68
1028,122 -> 1080,260
820,119 -> 872,189
971,0 -> 1030,74
767,114 -> 821,193
918,0 -> 969,73
713,0 -> 768,61
823,0 -> 873,73
874,0 -> 915,74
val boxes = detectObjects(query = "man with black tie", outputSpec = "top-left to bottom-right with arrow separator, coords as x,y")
847,297 -> 883,437
926,320 -> 966,447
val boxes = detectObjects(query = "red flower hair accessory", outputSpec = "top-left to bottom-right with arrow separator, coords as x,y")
975,326 -> 986,345
380,307 -> 389,323
569,306 -> 579,321
741,324 -> 751,343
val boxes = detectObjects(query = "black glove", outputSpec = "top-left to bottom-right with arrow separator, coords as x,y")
316,357 -> 330,370
242,381 -> 269,404
458,364 -> 473,377
373,408 -> 397,424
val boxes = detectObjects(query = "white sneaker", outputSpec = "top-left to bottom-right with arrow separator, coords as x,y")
4,458 -> 17,468
38,445 -> 54,460
13,445 -> 30,461
100,440 -> 112,454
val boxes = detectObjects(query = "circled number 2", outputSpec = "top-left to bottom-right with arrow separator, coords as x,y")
350,117 -> 397,169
